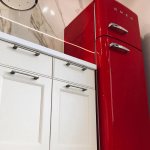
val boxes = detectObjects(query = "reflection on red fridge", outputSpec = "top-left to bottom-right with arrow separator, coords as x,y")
64,0 -> 150,150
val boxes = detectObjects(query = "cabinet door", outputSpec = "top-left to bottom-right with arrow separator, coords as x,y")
50,80 -> 97,150
0,66 -> 52,150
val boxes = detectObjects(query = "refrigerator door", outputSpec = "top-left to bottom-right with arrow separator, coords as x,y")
96,36 -> 150,150
95,0 -> 141,50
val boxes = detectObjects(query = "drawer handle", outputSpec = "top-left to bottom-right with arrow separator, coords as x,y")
109,43 -> 130,53
66,84 -> 87,92
10,70 -> 39,80
66,62 -> 87,71
108,23 -> 128,34
13,44 -> 40,56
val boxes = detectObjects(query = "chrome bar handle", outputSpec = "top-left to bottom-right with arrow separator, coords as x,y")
66,84 -> 87,92
109,43 -> 130,53
66,62 -> 87,71
10,70 -> 39,80
108,23 -> 128,34
13,44 -> 40,56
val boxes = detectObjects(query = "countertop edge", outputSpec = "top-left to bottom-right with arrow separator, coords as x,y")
0,32 -> 97,70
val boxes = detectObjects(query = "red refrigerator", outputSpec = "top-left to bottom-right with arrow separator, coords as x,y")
64,0 -> 150,150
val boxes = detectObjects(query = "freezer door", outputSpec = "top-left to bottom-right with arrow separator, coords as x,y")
96,37 -> 150,150
95,0 -> 141,50
64,2 -> 95,64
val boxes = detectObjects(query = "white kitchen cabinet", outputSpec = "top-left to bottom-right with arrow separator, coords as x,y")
53,58 -> 95,88
0,40 -> 52,77
0,66 -> 52,150
0,35 -> 97,150
50,80 -> 97,150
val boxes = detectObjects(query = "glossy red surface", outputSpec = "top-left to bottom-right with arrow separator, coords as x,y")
64,2 -> 95,64
96,36 -> 150,150
64,1 -> 150,150
95,0 -> 142,50
64,42 -> 95,63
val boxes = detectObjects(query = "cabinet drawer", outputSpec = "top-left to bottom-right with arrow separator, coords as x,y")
0,40 -> 52,77
53,58 -> 95,88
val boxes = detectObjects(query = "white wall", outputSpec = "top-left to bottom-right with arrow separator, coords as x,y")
117,0 -> 150,37
117,0 -> 150,109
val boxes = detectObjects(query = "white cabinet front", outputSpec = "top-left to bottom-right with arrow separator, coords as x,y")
0,66 -> 52,150
0,40 -> 52,77
53,58 -> 95,88
50,80 -> 97,150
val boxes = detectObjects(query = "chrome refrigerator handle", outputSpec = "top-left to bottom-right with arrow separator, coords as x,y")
109,43 -> 130,53
108,23 -> 128,34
